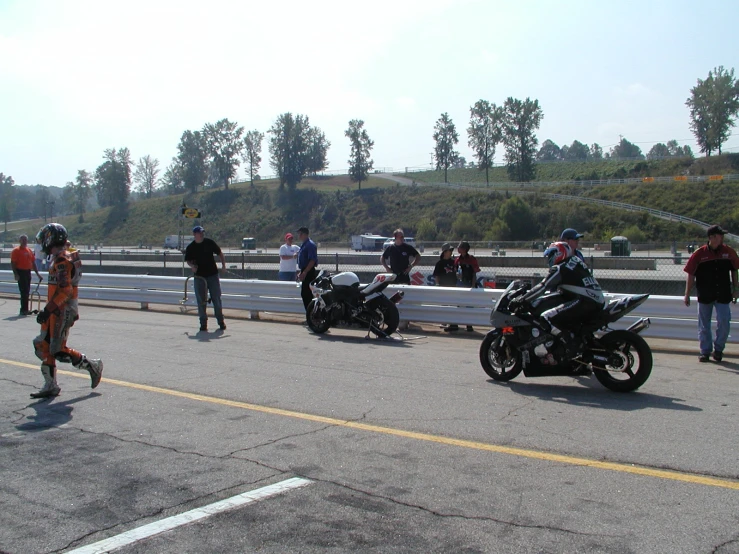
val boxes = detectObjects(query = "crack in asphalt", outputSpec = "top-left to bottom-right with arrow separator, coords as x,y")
303,475 -> 623,538
712,534 -> 739,553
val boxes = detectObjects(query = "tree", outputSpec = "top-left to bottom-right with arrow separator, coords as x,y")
433,112 -> 460,183
502,97 -> 543,182
202,118 -> 244,189
467,100 -> 503,184
609,137 -> 643,159
133,155 -> 160,199
536,139 -> 562,162
564,140 -> 589,161
161,159 -> 185,195
0,173 -> 15,234
268,112 -> 312,190
304,126 -> 331,175
451,212 -> 479,239
73,169 -> 92,219
345,119 -> 374,190
686,66 -> 739,156
499,196 -> 536,239
590,143 -> 603,160
242,130 -> 264,186
647,143 -> 671,159
177,130 -> 208,193
94,148 -> 132,206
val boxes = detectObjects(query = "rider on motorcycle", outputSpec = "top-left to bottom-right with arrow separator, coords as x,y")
516,241 -> 605,353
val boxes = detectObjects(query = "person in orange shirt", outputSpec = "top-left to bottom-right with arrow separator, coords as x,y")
10,234 -> 43,316
30,223 -> 103,398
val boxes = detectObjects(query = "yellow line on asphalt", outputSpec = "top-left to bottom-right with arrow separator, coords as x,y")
4,358 -> 738,491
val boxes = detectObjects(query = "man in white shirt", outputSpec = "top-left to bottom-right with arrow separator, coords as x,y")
278,233 -> 300,281
33,239 -> 46,272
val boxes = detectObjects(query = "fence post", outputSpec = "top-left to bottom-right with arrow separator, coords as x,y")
99,250 -> 102,267
163,250 -> 167,269
242,251 -> 245,278
335,252 -> 339,272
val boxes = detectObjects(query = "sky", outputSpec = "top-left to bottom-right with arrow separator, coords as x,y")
1,0 -> 738,187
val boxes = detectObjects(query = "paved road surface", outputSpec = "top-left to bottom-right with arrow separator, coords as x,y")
1,301 -> 737,553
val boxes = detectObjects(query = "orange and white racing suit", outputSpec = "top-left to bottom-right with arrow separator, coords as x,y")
33,248 -> 84,367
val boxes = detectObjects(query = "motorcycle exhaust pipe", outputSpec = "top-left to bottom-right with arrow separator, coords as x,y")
389,291 -> 404,304
626,317 -> 651,334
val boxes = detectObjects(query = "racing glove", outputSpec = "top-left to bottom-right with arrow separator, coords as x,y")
36,309 -> 51,325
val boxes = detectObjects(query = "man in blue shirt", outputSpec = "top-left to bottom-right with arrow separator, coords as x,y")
297,227 -> 318,309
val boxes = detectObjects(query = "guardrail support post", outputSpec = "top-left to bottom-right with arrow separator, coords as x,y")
163,250 -> 167,269
335,252 -> 339,272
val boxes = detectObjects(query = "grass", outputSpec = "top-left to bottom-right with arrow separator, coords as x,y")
5,160 -> 738,249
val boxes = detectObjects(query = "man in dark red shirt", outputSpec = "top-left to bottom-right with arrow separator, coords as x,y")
683,225 -> 739,362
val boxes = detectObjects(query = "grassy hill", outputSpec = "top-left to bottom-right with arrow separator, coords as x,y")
405,153 -> 739,185
6,156 -> 739,248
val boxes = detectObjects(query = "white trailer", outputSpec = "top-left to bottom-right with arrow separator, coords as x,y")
164,235 -> 194,249
351,234 -> 388,251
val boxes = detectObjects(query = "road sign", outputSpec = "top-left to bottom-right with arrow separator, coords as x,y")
182,207 -> 201,218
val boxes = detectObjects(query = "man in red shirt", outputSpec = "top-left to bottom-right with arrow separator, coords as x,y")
683,225 -> 739,362
10,234 -> 43,316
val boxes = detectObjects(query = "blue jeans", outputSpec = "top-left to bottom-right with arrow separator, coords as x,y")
278,271 -> 297,281
194,274 -> 224,326
697,301 -> 731,355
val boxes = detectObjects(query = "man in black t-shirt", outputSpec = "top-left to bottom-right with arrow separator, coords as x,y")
185,226 -> 227,332
381,228 -> 420,285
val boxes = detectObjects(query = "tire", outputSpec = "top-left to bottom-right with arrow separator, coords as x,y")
306,299 -> 331,334
479,331 -> 523,381
369,296 -> 399,337
592,330 -> 652,392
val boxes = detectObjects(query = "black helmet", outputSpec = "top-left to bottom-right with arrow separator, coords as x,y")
36,223 -> 68,255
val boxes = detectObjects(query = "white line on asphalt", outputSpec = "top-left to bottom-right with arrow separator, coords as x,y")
66,477 -> 312,554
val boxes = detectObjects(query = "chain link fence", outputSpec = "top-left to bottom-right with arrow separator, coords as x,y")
1,240 -> 694,296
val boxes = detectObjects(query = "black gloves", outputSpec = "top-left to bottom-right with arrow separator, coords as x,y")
36,309 -> 51,325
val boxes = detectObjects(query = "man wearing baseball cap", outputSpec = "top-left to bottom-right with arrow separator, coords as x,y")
560,228 -> 585,262
185,226 -> 227,332
684,224 -> 739,362
278,232 -> 300,281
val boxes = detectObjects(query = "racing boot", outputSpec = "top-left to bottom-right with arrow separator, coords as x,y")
75,355 -> 104,389
30,364 -> 61,398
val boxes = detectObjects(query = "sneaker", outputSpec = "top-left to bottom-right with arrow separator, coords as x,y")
712,351 -> 723,362
443,325 -> 459,332
219,322 -> 227,330
466,326 -> 474,332
698,354 -> 710,363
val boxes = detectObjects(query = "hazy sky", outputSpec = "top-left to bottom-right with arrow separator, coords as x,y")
1,0 -> 737,187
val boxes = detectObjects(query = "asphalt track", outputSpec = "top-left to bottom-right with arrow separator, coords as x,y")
1,300 -> 738,553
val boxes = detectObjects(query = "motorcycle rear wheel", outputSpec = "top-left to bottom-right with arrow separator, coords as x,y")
479,331 -> 523,381
592,330 -> 652,392
369,296 -> 399,337
306,299 -> 331,334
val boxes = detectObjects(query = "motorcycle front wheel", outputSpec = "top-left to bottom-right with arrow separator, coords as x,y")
592,330 -> 652,392
369,296 -> 399,337
306,299 -> 331,334
479,330 -> 523,381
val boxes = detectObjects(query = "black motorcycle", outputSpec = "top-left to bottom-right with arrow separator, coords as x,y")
479,280 -> 653,392
306,270 -> 404,337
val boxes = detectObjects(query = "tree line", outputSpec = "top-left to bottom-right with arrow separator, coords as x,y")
0,66 -> 736,229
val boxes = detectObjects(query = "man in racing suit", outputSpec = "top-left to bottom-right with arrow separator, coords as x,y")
31,224 -> 103,398
519,242 -> 605,352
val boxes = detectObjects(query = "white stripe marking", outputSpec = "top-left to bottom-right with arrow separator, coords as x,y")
67,477 -> 312,554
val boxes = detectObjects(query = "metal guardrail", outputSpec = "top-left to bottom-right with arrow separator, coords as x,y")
0,271 -> 721,342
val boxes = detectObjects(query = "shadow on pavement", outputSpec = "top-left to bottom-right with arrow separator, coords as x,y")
494,379 -> 702,412
314,332 -> 417,347
186,329 -> 227,341
16,392 -> 102,432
